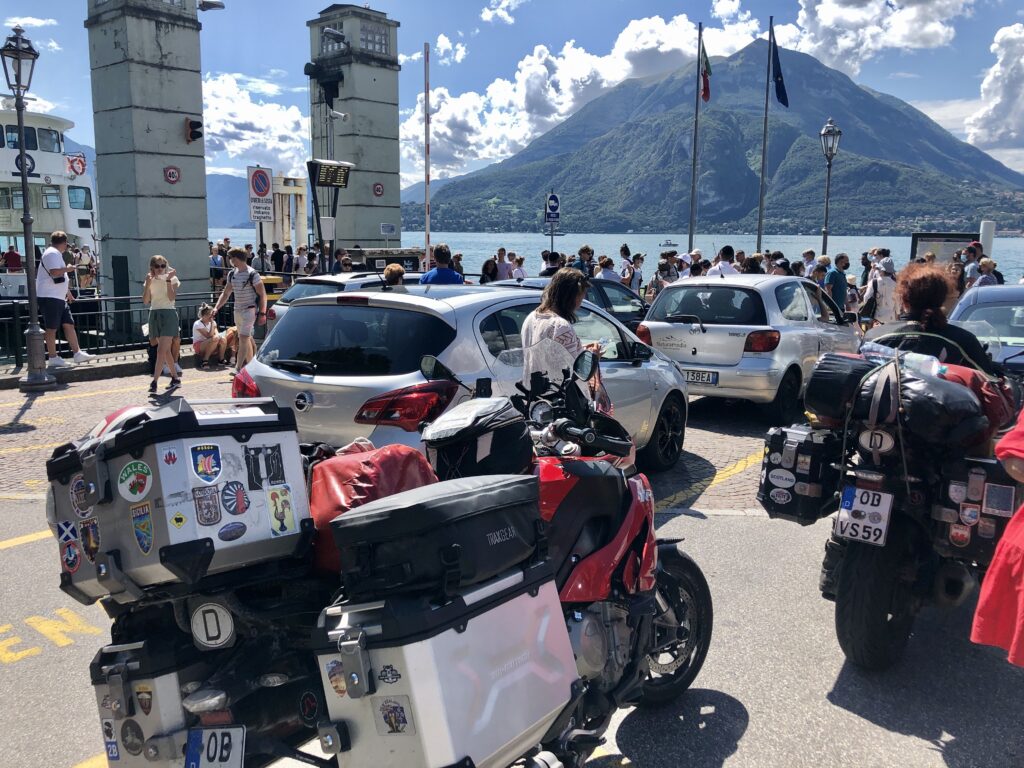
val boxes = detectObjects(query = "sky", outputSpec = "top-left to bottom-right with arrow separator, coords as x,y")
7,0 -> 1024,186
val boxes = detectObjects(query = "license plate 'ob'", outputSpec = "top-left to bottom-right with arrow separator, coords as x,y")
185,726 -> 245,768
835,486 -> 893,547
684,370 -> 718,385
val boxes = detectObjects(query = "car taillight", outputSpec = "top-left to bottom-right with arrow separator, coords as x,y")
231,367 -> 261,398
636,323 -> 652,346
266,307 -> 276,320
744,330 -> 780,353
355,380 -> 459,432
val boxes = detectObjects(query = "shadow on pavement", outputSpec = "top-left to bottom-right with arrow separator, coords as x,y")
588,688 -> 749,768
687,397 -> 775,440
827,599 -> 1024,768
650,448 -> 718,510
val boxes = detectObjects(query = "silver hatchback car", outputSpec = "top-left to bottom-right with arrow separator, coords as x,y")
238,285 -> 690,471
638,275 -> 860,422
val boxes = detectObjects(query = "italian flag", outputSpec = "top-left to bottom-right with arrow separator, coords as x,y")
700,40 -> 712,103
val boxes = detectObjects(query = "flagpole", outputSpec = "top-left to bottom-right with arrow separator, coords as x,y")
688,22 -> 703,254
423,41 -> 431,268
756,17 -> 773,253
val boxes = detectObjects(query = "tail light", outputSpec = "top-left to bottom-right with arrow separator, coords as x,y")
744,330 -> 780,353
636,323 -> 652,346
266,307 -> 276,320
231,367 -> 261,398
355,380 -> 459,432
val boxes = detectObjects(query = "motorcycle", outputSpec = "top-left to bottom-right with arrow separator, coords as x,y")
758,322 -> 1023,671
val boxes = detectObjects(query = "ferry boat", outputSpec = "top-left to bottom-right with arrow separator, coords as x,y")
0,101 -> 98,297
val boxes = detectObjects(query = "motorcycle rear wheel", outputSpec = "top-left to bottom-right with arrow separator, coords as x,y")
640,544 -> 713,705
834,529 -> 917,671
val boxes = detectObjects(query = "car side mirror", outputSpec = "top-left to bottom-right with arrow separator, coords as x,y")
573,350 -> 599,380
842,311 -> 858,325
631,342 -> 654,365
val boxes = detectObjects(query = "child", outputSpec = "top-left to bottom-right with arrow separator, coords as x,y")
192,303 -> 228,369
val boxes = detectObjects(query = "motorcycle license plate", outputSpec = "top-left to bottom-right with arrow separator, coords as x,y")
184,726 -> 245,768
835,486 -> 893,547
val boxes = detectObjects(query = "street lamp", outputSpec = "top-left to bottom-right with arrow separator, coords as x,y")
1,26 -> 55,392
819,117 -> 842,257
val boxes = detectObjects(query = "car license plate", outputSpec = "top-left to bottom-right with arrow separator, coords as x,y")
835,486 -> 893,547
683,370 -> 718,385
185,727 -> 245,768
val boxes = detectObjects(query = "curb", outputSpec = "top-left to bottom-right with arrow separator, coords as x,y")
0,351 -> 197,391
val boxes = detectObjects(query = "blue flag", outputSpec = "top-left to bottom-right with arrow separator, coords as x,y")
770,23 -> 789,107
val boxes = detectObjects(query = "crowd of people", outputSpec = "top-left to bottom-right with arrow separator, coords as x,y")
207,237 -> 362,293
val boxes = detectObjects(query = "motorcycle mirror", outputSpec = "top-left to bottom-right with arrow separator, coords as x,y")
573,350 -> 598,380
475,378 -> 492,398
420,355 -> 457,382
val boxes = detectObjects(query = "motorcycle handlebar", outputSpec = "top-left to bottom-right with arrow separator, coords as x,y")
552,419 -> 632,457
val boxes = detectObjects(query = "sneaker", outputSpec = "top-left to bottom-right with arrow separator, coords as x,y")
47,357 -> 70,368
148,381 -> 158,394
73,350 -> 94,364
166,378 -> 181,391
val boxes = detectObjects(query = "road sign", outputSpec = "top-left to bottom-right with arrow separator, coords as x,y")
373,182 -> 385,197
380,223 -> 397,236
163,166 -> 181,185
247,166 -> 274,223
545,192 -> 560,223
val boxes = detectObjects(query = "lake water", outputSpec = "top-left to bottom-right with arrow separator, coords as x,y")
209,228 -> 1024,280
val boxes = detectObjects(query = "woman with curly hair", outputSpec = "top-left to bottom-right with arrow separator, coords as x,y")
864,263 -> 1000,374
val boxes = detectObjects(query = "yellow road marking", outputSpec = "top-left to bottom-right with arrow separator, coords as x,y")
655,448 -> 763,513
72,755 -> 106,768
0,530 -> 50,550
0,383 -> 148,409
0,441 -> 65,456
0,493 -> 46,501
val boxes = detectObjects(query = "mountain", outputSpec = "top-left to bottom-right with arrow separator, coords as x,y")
401,40 -> 1024,236
400,176 -> 458,203
206,173 -> 254,228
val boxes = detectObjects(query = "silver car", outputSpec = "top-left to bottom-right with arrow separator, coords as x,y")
267,272 -> 424,330
639,275 -> 860,422
239,285 -> 690,471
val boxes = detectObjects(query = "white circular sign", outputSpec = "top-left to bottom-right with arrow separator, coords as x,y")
372,182 -> 384,197
769,488 -> 792,505
190,603 -> 234,649
858,429 -> 895,454
768,468 -> 796,489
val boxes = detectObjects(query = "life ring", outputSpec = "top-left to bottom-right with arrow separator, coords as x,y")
67,156 -> 86,176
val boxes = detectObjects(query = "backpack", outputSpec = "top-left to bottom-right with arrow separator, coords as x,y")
620,264 -> 634,286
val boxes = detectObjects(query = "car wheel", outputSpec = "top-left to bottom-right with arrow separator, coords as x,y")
765,368 -> 803,425
639,393 -> 686,472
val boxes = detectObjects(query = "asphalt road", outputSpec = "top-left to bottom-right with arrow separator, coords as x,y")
1,372 -> 1022,767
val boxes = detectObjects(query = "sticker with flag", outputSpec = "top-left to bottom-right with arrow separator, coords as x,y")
699,39 -> 712,103
770,22 -> 789,107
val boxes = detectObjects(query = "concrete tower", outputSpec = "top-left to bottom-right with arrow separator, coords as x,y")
85,0 -> 209,295
306,5 -> 402,249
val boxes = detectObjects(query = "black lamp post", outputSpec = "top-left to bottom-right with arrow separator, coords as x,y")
2,25 -> 55,391
820,117 -> 842,257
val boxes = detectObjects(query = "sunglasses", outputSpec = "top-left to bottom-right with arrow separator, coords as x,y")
154,264 -> 167,270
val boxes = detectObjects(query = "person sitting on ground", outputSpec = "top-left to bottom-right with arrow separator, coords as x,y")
596,256 -> 618,281
420,243 -> 465,285
864,263 -> 1000,374
480,258 -> 499,284
192,303 -> 228,369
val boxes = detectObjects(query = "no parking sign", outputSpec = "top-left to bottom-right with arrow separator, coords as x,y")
247,166 -> 274,222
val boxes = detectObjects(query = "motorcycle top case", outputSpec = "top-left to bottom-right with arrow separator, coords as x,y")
757,425 -> 842,525
932,456 -> 1023,564
314,564 -> 577,768
45,398 -> 312,605
331,474 -> 543,600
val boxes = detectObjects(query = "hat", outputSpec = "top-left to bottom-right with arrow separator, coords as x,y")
81,245 -> 90,251
679,253 -> 692,264
846,274 -> 858,286
879,257 -> 896,275
969,241 -> 984,251
773,258 -> 788,268
689,248 -> 703,257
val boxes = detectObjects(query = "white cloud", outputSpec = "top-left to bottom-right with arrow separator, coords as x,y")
480,0 -> 528,25
888,71 -> 921,79
435,33 -> 468,66
3,16 -> 57,28
911,98 -> 983,136
43,39 -> 62,53
399,50 -> 423,66
986,148 -> 1024,173
965,23 -> 1024,150
206,166 -> 247,177
201,73 -> 309,177
25,94 -> 58,113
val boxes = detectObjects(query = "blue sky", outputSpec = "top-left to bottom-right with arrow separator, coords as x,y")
7,0 -> 1024,184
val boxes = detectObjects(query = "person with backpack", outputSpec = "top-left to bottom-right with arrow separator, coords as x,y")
214,248 -> 268,375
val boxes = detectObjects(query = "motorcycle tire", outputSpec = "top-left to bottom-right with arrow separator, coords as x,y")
640,543 -> 713,706
834,526 -> 917,671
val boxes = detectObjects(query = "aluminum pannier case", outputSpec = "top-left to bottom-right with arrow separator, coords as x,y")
314,562 -> 577,768
46,398 -> 313,605
757,425 -> 842,524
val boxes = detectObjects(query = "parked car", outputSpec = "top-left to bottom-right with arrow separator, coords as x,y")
266,272 -> 424,330
491,277 -> 649,331
949,285 -> 1024,374
638,275 -> 860,422
238,285 -> 689,471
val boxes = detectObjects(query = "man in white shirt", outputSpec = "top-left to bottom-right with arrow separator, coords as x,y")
801,249 -> 816,273
36,231 -> 94,367
706,245 -> 739,276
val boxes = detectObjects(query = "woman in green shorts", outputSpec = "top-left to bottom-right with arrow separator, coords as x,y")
143,255 -> 181,393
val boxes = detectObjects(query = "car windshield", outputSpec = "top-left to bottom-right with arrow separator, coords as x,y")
952,304 -> 1024,350
278,281 -> 346,304
649,285 -> 767,325
259,305 -> 455,376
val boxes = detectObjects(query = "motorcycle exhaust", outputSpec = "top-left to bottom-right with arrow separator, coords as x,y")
932,561 -> 978,608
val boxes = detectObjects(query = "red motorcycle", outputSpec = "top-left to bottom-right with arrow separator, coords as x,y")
416,342 -> 713,765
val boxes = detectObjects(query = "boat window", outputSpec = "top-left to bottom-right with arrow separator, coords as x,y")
68,186 -> 93,210
38,129 -> 61,153
42,186 -> 62,209
0,189 -> 10,209
5,126 -> 37,151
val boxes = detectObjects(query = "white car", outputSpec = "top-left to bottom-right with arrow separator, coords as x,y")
237,285 -> 690,471
638,275 -> 860,422
267,271 -> 424,330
